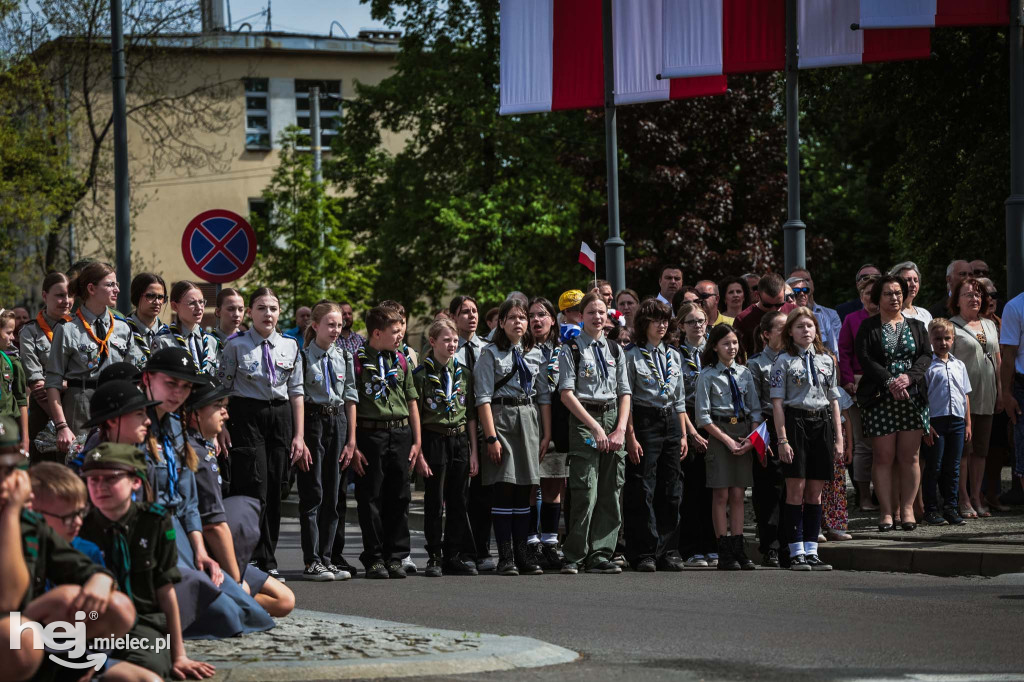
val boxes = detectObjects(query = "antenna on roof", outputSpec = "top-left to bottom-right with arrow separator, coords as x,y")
265,0 -> 271,31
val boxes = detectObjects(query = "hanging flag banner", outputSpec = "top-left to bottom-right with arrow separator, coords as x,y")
859,0 -> 1010,28
797,0 -> 931,69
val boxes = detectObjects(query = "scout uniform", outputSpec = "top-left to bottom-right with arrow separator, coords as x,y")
78,443 -> 180,680
694,361 -> 761,489
298,341 -> 358,577
746,347 -> 785,564
153,322 -> 219,374
557,330 -> 631,572
0,348 -> 27,421
20,311 -> 69,461
675,337 -> 716,565
455,332 -> 491,566
352,344 -> 418,575
413,353 -> 477,574
622,340 -> 686,569
219,328 -> 303,574
120,311 -> 168,358
45,306 -> 145,434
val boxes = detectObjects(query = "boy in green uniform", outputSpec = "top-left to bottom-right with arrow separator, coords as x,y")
0,310 -> 29,454
413,317 -> 479,577
350,305 -> 426,579
78,443 -> 214,680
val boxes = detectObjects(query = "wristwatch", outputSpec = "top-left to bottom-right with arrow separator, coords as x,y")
485,436 -> 499,445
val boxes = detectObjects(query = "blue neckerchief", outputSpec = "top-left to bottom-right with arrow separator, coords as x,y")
512,347 -> 532,396
163,431 -> 179,501
593,341 -> 609,381
726,366 -> 745,419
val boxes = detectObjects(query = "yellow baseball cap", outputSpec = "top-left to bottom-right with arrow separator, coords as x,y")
558,289 -> 585,311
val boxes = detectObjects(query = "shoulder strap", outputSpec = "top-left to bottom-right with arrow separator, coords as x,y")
0,350 -> 13,374
492,353 -> 519,393
608,340 -> 620,359
396,351 -> 407,372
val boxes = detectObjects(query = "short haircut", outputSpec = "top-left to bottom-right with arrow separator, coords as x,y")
888,261 -> 922,280
615,288 -> 639,307
365,305 -> 404,333
379,300 -> 407,319
130,272 -> 167,308
870,274 -> 909,306
948,276 -> 988,317
29,462 -> 87,507
595,279 -> 611,290
694,280 -> 718,294
633,299 -> 674,346
660,264 -> 684,278
929,318 -> 954,336
427,317 -> 458,340
758,273 -> 785,299
857,274 -> 881,294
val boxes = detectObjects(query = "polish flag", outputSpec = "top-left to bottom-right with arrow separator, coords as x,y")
749,421 -> 771,467
857,0 -> 1010,29
579,242 -> 597,272
798,0 -> 932,69
499,0 -> 727,116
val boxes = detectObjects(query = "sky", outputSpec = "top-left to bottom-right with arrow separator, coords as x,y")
224,0 -> 392,36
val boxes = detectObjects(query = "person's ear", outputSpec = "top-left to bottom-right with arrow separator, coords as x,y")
131,477 -> 143,492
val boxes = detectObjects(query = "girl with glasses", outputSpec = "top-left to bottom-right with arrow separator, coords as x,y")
154,281 -> 220,375
124,272 -> 169,357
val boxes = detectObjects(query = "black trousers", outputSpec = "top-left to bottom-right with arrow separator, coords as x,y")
678,434 -> 716,558
297,410 -> 347,565
422,429 -> 475,558
227,397 -> 293,571
329,467 -> 353,567
623,407 -> 683,564
468,472 -> 493,559
354,425 -> 412,568
751,417 -> 785,552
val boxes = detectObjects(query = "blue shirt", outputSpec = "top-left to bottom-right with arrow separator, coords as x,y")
72,536 -> 106,566
284,326 -> 306,350
813,304 -> 842,356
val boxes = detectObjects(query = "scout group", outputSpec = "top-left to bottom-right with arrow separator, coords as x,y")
1,259 -> 984,680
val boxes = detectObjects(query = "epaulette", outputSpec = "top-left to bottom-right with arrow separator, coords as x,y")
146,502 -> 169,517
624,343 -> 636,350
112,310 -> 128,322
20,509 -> 43,524
167,412 -> 181,422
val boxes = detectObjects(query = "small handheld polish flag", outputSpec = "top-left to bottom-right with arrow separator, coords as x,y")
578,242 -> 596,273
749,421 -> 771,467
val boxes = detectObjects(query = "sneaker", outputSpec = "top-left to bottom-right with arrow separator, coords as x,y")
684,554 -> 709,568
611,553 -> 627,568
327,562 -> 355,579
424,557 -> 443,578
924,511 -> 949,526
365,562 -> 389,579
401,556 -> 417,574
386,560 -> 407,579
476,557 -> 496,572
585,560 -> 622,574
760,548 -> 780,568
635,557 -> 657,572
560,561 -> 579,575
657,553 -> 685,571
303,562 -> 335,581
789,555 -> 812,571
539,544 -> 562,569
805,554 -> 833,571
943,510 -> 968,526
266,568 -> 286,582
706,553 -> 719,567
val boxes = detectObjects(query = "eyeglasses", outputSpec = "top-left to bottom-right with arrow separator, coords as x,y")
974,268 -> 990,277
184,299 -> 207,309
683,318 -> 706,326
143,293 -> 167,303
792,287 -> 810,295
882,291 -> 903,299
696,292 -> 715,301
527,313 -> 550,320
784,294 -> 795,302
100,281 -> 120,289
856,273 -> 877,282
37,505 -> 90,526
960,291 -> 982,300
751,285 -> 759,292
762,302 -> 784,309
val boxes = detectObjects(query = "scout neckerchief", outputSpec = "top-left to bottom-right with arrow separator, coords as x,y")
358,346 -> 398,401
424,355 -> 461,413
802,348 -> 820,387
640,343 -> 672,396
108,520 -> 133,599
680,341 -> 702,374
590,339 -> 609,381
77,309 -> 114,362
724,365 -> 745,418
511,346 -> 533,396
541,341 -> 558,387
150,410 -> 179,501
170,323 -> 207,372
36,311 -> 69,343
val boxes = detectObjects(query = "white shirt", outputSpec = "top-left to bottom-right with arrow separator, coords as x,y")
1000,292 -> 1024,373
924,354 -> 972,419
656,293 -> 671,307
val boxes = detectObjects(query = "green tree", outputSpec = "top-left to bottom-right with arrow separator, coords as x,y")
250,126 -> 374,317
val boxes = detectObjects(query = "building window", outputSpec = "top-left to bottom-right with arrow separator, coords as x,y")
244,78 -> 271,150
294,79 -> 341,150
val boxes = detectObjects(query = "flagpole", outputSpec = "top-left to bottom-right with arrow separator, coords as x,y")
783,0 -> 806,276
1008,0 -> 1024,298
602,0 -> 626,294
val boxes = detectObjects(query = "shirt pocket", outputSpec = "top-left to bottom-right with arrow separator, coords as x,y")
274,358 -> 295,386
75,342 -> 99,368
634,364 -> 656,388
109,337 -> 128,359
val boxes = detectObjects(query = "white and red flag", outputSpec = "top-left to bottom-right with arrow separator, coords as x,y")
578,242 -> 597,272
858,0 -> 1009,28
499,0 -> 726,115
797,0 -> 932,69
749,421 -> 771,467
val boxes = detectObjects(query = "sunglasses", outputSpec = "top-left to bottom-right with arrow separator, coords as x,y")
37,505 -> 90,526
751,285 -> 759,292
988,290 -> 998,299
763,302 -> 784,309
696,292 -> 715,301
856,273 -> 877,283
792,287 -> 810,294
974,269 -> 990,277
784,294 -> 795,302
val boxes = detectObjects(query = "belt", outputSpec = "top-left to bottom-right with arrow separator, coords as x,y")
423,423 -> 467,436
786,406 -> 830,421
579,399 -> 616,413
360,418 -> 408,430
231,396 -> 289,407
492,396 -> 535,406
710,414 -> 748,425
634,404 -> 674,418
65,379 -> 99,390
307,403 -> 344,416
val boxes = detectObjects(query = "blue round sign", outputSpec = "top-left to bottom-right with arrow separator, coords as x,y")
181,209 -> 257,284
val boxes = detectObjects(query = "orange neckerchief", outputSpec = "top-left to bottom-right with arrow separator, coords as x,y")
36,311 -> 70,343
76,308 -> 114,358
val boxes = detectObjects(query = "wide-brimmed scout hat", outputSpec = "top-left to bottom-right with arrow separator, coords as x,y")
83,380 -> 161,429
143,347 -> 211,385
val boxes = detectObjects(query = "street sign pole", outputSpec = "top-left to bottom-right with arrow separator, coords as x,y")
310,86 -> 325,294
783,0 -> 806,277
1008,0 -> 1024,298
110,0 -> 131,312
602,0 -> 626,294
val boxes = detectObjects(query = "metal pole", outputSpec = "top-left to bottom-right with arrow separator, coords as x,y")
783,0 -> 806,276
602,0 -> 625,293
110,0 -> 131,312
310,86 -> 325,293
1007,0 -> 1024,298
63,71 -> 76,265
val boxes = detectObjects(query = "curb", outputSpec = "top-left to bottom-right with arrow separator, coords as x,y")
205,609 -> 579,681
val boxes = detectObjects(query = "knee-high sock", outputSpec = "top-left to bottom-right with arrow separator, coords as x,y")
492,508 -> 513,545
528,499 -> 540,544
540,501 -> 561,544
783,503 -> 805,556
512,507 -> 531,543
802,503 -> 823,555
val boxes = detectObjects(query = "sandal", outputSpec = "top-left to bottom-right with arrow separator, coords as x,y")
959,504 -> 978,519
826,529 -> 853,541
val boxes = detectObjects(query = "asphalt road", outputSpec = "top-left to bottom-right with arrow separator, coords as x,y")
275,517 -> 1024,681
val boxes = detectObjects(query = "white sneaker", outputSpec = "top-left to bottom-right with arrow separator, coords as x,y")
706,553 -> 719,567
684,554 -> 709,568
303,562 -> 334,581
401,556 -> 417,573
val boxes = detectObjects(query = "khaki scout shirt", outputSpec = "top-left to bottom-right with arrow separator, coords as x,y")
769,348 -> 841,411
694,361 -> 760,427
556,331 -> 630,402
625,342 -> 686,412
354,345 -> 418,421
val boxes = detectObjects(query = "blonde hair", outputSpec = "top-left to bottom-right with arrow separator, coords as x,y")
29,462 -> 87,507
782,306 -> 827,357
928,318 -> 954,335
0,309 -> 15,329
427,317 -> 458,340
304,300 -> 343,346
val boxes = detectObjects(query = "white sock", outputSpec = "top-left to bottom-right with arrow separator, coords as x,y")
527,534 -> 540,545
804,541 -> 818,556
540,532 -> 558,545
788,541 -> 805,557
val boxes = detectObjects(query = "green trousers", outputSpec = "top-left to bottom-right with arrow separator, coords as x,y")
562,408 -> 625,567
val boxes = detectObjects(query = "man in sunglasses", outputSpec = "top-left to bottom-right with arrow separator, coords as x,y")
928,259 -> 973,320
788,269 -> 841,356
694,280 -> 734,328
743,273 -> 760,305
836,264 -> 882,322
734,273 -> 795,356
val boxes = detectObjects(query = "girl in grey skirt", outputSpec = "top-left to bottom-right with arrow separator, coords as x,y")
474,299 -> 552,576
694,324 -> 761,571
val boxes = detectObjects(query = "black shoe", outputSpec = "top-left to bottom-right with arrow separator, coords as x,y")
442,556 -> 478,576
386,560 -> 407,579
657,554 -> 685,572
999,487 -> 1024,506
943,510 -> 968,526
611,553 -> 627,568
716,536 -> 740,571
266,568 -> 286,582
365,562 -> 389,579
539,544 -> 562,569
732,535 -> 756,570
476,557 -> 497,572
924,511 -> 948,526
585,560 -> 622,574
877,522 -> 894,532
805,554 -> 833,571
497,541 -> 518,576
635,557 -> 657,572
329,559 -> 358,577
424,554 -> 443,578
789,555 -> 812,571
760,548 -> 780,568
515,541 -> 543,575
901,522 -> 918,531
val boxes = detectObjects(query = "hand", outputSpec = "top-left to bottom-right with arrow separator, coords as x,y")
965,424 -> 972,442
833,438 -> 844,461
0,469 -> 32,509
289,437 -> 306,468
412,454 -> 432,477
195,554 -> 223,587
721,435 -> 741,453
588,424 -> 609,452
172,655 -> 216,680
779,442 -> 795,464
538,436 -> 550,462
679,434 -> 689,461
607,427 -> 626,452
923,427 -> 936,447
1003,392 -> 1022,424
216,430 -> 231,454
891,374 -> 911,391
29,383 -> 47,405
626,438 -> 643,465
70,574 -> 114,619
57,425 -> 76,453
732,438 -> 753,456
469,451 -> 479,477
339,442 -> 355,469
487,440 -> 502,465
241,580 -> 251,595
349,449 -> 368,476
408,442 -> 422,464
689,431 -> 708,453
